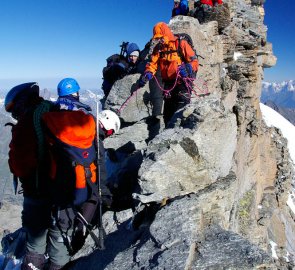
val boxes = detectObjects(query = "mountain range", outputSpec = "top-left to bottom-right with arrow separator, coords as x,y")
261,80 -> 295,124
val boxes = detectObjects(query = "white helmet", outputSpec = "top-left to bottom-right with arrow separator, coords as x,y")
99,110 -> 121,134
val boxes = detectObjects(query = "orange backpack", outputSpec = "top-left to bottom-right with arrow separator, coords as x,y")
42,110 -> 98,207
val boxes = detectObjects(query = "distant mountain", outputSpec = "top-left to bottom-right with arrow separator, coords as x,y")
261,80 -> 295,125
261,80 -> 295,108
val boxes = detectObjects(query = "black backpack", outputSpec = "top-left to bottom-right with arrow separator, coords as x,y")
158,33 -> 202,64
102,42 -> 130,96
175,33 -> 199,63
102,42 -> 129,80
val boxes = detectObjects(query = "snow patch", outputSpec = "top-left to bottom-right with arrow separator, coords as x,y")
287,193 -> 295,215
269,240 -> 278,260
284,251 -> 290,263
233,52 -> 243,61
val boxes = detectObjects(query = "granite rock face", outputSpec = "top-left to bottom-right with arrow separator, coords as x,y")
71,0 -> 294,269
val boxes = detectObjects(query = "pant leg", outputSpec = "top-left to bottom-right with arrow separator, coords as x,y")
149,69 -> 164,117
163,81 -> 178,126
22,197 -> 52,255
47,207 -> 75,267
163,80 -> 191,127
22,196 -> 52,270
46,227 -> 71,267
176,79 -> 191,110
163,95 -> 178,127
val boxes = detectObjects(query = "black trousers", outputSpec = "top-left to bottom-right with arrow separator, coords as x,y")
163,79 -> 191,127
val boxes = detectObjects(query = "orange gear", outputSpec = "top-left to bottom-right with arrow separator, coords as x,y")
147,22 -> 198,81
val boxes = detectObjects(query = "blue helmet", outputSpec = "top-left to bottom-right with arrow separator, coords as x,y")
5,82 -> 39,112
57,78 -> 80,97
126,43 -> 140,57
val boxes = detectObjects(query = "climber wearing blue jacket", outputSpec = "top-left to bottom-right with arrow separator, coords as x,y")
172,0 -> 189,17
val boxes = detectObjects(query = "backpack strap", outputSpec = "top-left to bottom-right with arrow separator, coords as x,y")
158,39 -> 187,63
176,38 -> 188,63
33,100 -> 54,191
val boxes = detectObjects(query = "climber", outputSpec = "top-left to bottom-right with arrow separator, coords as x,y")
5,79 -> 120,270
138,22 -> 199,127
4,82 -> 58,270
101,42 -> 143,104
190,0 -> 223,23
55,77 -> 92,113
171,0 -> 189,17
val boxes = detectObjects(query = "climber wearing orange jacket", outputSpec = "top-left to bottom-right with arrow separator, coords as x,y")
139,22 -> 199,127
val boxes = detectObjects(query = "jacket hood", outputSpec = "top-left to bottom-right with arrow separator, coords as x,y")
126,43 -> 140,56
153,22 -> 176,42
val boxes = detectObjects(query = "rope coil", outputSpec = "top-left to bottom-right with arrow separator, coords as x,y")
117,72 -> 209,114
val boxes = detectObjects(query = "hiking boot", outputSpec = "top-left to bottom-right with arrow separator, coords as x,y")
47,262 -> 63,270
21,251 -> 45,270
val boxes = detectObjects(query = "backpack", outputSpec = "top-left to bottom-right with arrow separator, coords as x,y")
174,33 -> 198,63
7,99 -> 54,196
102,42 -> 129,90
42,110 -> 98,206
102,54 -> 128,80
158,32 -> 201,65
42,110 -> 103,253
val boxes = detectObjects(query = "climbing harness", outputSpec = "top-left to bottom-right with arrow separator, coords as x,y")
117,72 -> 209,114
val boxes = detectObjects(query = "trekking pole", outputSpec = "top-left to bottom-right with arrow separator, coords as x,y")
119,41 -> 129,57
96,96 -> 105,250
0,177 -> 9,209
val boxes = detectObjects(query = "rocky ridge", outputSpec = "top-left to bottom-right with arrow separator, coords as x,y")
70,0 -> 295,269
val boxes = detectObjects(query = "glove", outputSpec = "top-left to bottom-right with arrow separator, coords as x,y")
178,63 -> 193,78
138,72 -> 153,87
102,195 -> 113,209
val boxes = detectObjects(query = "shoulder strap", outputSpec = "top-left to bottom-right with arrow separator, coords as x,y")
177,38 -> 187,63
33,100 -> 54,191
34,100 -> 54,159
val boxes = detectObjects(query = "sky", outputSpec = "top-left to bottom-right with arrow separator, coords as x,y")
0,0 -> 294,91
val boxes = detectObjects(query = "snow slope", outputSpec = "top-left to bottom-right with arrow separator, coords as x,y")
260,103 -> 295,215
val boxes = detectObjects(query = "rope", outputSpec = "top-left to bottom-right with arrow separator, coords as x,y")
117,72 -> 181,114
33,100 -> 53,190
117,72 -> 209,114
117,87 -> 143,114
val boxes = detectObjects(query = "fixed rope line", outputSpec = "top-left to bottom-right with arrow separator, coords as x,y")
117,71 -> 209,114
117,86 -> 144,114
152,71 -> 181,98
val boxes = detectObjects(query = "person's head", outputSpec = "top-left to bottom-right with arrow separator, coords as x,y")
152,22 -> 175,45
5,82 -> 40,120
174,0 -> 180,7
126,43 -> 140,64
99,110 -> 121,137
57,78 -> 80,97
